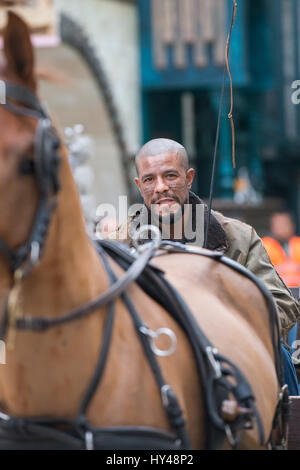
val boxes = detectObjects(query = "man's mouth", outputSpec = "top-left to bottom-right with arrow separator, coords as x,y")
156,198 -> 176,205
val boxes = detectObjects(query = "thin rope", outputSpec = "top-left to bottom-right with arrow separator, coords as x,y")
226,1 -> 237,169
204,0 -> 238,249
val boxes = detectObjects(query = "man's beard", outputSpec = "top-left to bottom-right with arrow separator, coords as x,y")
146,194 -> 188,225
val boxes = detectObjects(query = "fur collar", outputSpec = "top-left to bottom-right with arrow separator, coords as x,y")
189,192 -> 228,251
129,191 -> 228,252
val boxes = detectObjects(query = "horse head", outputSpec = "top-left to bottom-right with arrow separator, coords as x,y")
0,12 -> 41,265
0,12 -> 89,281
0,12 -> 108,421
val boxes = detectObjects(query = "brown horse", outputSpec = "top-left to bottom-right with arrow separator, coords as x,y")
0,12 -> 282,450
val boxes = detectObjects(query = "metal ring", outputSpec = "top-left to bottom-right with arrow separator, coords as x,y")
140,326 -> 177,357
132,224 -> 161,251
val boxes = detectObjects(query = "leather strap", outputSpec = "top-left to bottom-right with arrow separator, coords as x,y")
0,82 -> 60,274
12,240 -> 159,333
5,82 -> 47,116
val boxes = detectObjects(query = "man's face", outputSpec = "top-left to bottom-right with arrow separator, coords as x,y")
135,152 -> 194,223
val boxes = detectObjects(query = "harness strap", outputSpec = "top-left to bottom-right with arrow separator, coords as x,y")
0,236 -> 282,449
159,265 -> 265,448
96,247 -> 191,448
96,243 -> 219,448
0,239 -> 17,268
0,82 -> 60,275
0,196 -> 57,277
215,256 -> 283,387
5,83 -> 47,116
77,299 -> 116,420
98,240 -> 266,449
0,239 -> 159,343
121,290 -> 191,448
158,241 -> 283,388
269,384 -> 290,449
0,421 -> 184,450
0,242 -> 191,450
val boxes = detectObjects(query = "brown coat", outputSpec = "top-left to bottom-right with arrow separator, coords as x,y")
107,193 -> 300,337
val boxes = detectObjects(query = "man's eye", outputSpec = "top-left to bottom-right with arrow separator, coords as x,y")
166,174 -> 177,179
144,177 -> 153,183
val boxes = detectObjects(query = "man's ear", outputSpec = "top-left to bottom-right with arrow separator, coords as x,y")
186,168 -> 195,190
134,177 -> 141,193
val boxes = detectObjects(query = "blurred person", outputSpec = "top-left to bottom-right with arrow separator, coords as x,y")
108,138 -> 300,394
263,211 -> 300,288
263,211 -> 300,389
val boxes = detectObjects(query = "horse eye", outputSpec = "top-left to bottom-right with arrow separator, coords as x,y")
19,159 -> 35,175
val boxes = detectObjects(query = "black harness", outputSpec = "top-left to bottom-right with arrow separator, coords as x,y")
0,82 -> 288,450
0,82 -> 61,275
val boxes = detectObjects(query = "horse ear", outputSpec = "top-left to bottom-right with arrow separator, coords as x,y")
3,11 -> 36,90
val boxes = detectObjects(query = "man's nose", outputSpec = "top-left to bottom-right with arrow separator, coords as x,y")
154,176 -> 169,193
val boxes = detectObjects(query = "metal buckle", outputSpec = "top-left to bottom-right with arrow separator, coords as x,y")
161,384 -> 171,408
281,437 -> 287,449
132,225 -> 161,252
225,424 -> 237,448
140,326 -> 177,357
85,431 -> 94,450
0,411 -> 10,422
206,346 -> 222,378
278,384 -> 288,401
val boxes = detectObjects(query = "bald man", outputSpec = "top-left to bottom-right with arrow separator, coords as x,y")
109,138 -> 300,340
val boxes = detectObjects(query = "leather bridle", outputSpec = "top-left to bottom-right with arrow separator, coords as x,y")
0,82 -> 60,276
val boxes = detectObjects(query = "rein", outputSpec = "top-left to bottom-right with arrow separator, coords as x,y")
1,237 -> 161,336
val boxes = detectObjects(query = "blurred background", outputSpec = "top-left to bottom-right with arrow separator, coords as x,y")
0,0 -> 300,237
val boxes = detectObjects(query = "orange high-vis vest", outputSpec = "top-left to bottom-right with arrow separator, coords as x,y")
262,236 -> 300,287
